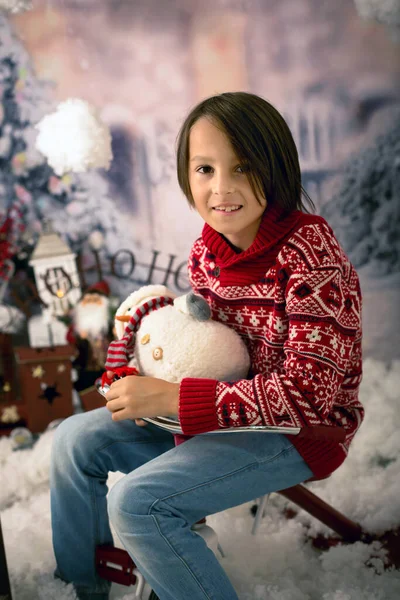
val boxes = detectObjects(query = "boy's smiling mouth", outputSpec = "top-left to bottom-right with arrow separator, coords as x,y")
212,204 -> 243,213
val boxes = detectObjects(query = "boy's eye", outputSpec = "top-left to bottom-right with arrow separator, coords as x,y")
196,165 -> 213,174
196,165 -> 249,174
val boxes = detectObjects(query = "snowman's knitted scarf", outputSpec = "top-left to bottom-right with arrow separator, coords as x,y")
105,296 -> 174,370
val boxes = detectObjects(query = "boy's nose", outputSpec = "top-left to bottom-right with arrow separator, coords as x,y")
212,173 -> 235,196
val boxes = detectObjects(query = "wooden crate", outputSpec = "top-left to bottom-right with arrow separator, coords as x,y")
79,385 -> 107,412
0,333 -> 16,407
0,333 -> 27,437
14,345 -> 76,433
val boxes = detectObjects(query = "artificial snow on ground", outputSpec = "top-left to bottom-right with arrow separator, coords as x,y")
1,357 -> 400,599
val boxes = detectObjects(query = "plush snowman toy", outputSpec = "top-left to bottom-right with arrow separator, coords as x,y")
100,284 -> 251,557
102,284 -> 250,387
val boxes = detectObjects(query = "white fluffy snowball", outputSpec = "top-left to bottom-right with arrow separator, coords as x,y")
35,98 -> 113,176
0,304 -> 25,334
0,0 -> 32,13
354,0 -> 400,33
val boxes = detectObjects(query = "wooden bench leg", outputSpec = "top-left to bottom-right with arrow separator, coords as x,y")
278,484 -> 364,542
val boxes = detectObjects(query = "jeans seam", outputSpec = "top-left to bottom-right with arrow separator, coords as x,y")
90,476 -> 100,543
149,442 -> 296,510
113,507 -> 216,599
96,437 -> 173,453
258,441 -> 297,465
81,438 -> 173,476
151,513 -> 213,600
113,507 -> 213,600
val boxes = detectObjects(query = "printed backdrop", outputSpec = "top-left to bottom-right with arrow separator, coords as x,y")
2,0 -> 400,360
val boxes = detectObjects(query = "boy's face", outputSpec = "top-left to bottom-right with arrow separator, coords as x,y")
188,117 -> 266,251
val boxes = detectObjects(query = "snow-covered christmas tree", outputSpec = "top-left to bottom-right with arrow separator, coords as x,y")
320,114 -> 400,278
0,15 -> 153,317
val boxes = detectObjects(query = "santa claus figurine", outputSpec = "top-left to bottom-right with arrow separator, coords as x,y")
67,280 -> 113,394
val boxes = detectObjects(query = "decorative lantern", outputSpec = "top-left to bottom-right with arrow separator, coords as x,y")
29,221 -> 81,314
28,222 -> 82,347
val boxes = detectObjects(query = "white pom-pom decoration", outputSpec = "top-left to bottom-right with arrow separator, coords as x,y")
0,0 -> 32,13
35,98 -> 113,176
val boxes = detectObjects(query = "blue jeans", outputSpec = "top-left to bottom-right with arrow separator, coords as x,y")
50,407 -> 313,600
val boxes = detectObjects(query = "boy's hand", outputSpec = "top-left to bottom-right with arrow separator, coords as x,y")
104,370 -> 148,426
104,372 -> 179,423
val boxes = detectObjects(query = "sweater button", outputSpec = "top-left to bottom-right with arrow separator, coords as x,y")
214,266 -> 220,277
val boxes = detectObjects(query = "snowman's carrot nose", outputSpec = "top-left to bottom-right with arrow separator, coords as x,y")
115,315 -> 131,322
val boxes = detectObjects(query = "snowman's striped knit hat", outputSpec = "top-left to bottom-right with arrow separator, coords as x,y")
105,295 -> 174,370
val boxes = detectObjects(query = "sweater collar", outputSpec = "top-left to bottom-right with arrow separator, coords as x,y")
202,203 -> 302,267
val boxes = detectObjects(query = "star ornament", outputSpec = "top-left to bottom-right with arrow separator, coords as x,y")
32,365 -> 45,378
39,383 -> 61,405
1,405 -> 20,423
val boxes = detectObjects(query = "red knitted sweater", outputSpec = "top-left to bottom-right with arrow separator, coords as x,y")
178,203 -> 364,480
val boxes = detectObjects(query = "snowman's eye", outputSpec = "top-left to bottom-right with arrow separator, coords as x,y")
152,347 -> 163,360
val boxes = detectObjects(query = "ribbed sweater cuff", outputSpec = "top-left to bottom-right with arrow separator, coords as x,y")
179,378 -> 219,434
290,436 -> 346,480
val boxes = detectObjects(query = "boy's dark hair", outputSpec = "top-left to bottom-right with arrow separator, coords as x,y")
176,91 -> 315,214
